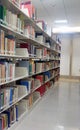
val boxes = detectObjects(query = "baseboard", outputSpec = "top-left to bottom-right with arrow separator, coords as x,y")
60,75 -> 80,82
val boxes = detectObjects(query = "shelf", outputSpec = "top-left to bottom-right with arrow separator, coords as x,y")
0,23 -> 60,54
0,66 -> 60,86
0,54 -> 29,59
0,1 -> 61,130
0,0 -> 61,47
0,54 -> 60,61
0,92 -> 29,114
0,73 -> 59,114
31,74 -> 59,92
0,23 -> 29,40
0,75 -> 30,86
8,96 -> 41,130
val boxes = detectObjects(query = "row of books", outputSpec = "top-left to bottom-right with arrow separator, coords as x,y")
0,59 -> 60,84
0,105 -> 18,130
0,67 -> 60,110
0,29 -> 61,57
0,86 -> 18,110
0,1 -> 61,50
0,75 -> 59,130
0,30 -> 15,55
0,61 -> 15,83
0,5 -> 25,32
16,60 -> 60,75
20,1 -> 36,20
0,90 -> 40,130
0,5 -> 35,38
11,0 -> 47,32
51,43 -> 61,52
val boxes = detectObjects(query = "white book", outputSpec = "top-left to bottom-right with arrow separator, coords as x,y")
36,22 -> 43,30
15,67 -> 28,77
5,89 -> 10,106
13,86 -> 18,101
6,10 -> 9,25
18,99 -> 28,117
5,37 -> 8,54
34,79 -> 41,88
36,49 -> 42,58
5,62 -> 9,81
35,35 -> 44,43
36,63 -> 43,73
21,5 -> 29,17
9,11 -> 11,25
16,85 -> 28,98
16,48 -> 29,57
33,92 -> 40,103
12,63 -> 15,79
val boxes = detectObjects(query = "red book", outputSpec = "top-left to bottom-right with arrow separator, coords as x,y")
35,75 -> 43,84
20,43 -> 30,54
20,1 -> 35,19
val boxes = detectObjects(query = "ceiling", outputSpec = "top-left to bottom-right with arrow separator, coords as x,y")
31,0 -> 80,28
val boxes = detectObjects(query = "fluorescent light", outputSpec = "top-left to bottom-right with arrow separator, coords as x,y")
54,20 -> 68,24
52,26 -> 80,33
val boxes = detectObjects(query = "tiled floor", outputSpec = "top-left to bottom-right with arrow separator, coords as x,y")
12,81 -> 80,130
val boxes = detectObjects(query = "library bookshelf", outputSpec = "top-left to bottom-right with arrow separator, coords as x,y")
0,0 -> 61,130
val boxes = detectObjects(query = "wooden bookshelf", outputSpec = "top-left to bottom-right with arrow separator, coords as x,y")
0,0 -> 61,129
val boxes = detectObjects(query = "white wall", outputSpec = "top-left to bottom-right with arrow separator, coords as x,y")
60,33 -> 80,77
72,34 -> 80,76
60,35 -> 71,76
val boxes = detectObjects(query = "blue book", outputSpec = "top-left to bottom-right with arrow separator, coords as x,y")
1,91 -> 4,109
20,80 -> 31,92
9,88 -> 14,105
44,71 -> 51,78
18,61 -> 29,74
0,118 -> 2,130
15,105 -> 18,121
0,93 -> 1,110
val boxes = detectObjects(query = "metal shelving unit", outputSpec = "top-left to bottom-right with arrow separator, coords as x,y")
0,0 -> 61,129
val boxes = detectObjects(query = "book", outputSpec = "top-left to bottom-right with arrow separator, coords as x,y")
0,5 -> 4,23
36,48 -> 42,58
0,117 -> 3,130
1,62 -> 5,83
20,43 -> 31,54
20,79 -> 32,93
33,91 -> 40,103
1,113 -> 8,130
35,35 -> 45,44
3,111 -> 11,127
44,71 -> 51,81
18,99 -> 28,117
36,20 -> 47,31
20,1 -> 36,20
16,60 -> 29,76
16,48 -> 29,57
35,75 -> 44,85
16,85 -> 28,98
0,30 -> 5,54
36,85 -> 46,96
29,60 -> 35,75
35,62 -> 44,73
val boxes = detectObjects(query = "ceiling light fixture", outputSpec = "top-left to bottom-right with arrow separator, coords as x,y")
54,20 -> 68,24
52,26 -> 80,33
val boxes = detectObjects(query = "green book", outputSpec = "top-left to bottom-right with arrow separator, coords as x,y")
3,6 -> 7,24
0,5 -> 4,21
0,5 -> 7,25
1,91 -> 4,109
